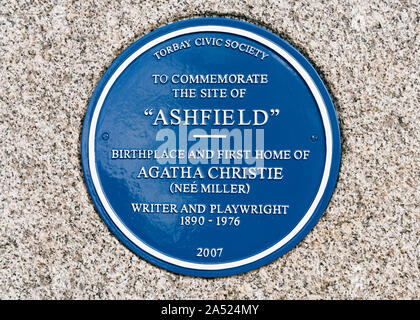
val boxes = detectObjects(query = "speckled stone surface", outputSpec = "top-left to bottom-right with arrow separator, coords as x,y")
0,0 -> 418,299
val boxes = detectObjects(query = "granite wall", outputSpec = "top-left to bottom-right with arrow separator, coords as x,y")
0,0 -> 418,299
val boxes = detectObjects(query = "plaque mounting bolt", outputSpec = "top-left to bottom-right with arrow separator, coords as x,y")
102,132 -> 109,141
310,135 -> 318,142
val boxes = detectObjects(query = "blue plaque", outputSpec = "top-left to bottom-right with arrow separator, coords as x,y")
81,18 -> 340,277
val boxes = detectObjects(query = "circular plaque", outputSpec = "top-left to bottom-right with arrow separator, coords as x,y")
81,18 -> 341,277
